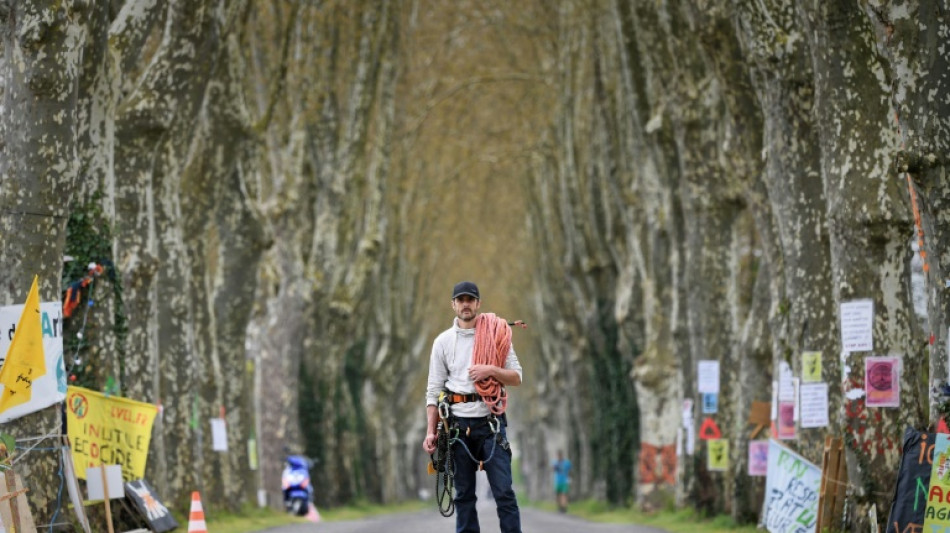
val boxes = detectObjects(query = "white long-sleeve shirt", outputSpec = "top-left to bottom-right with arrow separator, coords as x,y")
425,317 -> 523,418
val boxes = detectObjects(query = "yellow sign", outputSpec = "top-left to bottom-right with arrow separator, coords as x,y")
707,439 -> 729,471
0,276 -> 45,412
925,434 -> 950,530
802,351 -> 822,382
66,386 -> 158,481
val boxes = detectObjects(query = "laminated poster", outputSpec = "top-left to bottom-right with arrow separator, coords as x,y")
865,356 -> 900,408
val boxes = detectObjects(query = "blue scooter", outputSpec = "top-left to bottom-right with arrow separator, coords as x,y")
282,455 -> 314,516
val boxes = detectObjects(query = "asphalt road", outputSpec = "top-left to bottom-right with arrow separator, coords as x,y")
259,501 -> 670,533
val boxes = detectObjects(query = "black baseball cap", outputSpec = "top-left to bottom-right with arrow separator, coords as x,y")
452,281 -> 480,299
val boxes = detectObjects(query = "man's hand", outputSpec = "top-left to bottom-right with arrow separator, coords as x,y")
468,364 -> 496,382
423,432 -> 438,454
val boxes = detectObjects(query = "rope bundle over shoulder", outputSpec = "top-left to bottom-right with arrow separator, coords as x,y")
472,312 -> 512,415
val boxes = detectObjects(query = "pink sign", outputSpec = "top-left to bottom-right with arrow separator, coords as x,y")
777,401 -> 796,440
748,440 -> 769,476
865,356 -> 900,407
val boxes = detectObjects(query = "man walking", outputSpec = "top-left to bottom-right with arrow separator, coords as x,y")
423,281 -> 523,533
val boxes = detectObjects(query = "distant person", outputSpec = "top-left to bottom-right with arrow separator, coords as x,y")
423,281 -> 524,533
552,450 -> 572,513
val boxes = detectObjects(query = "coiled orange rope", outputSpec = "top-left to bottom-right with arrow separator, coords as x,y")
472,313 -> 513,415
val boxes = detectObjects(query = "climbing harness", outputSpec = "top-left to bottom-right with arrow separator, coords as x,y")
429,392 -> 505,517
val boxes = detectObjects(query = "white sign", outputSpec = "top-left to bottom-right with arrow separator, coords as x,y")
778,361 -> 795,401
86,465 -> 124,500
0,302 -> 66,422
799,382 -> 829,428
764,440 -> 820,533
211,418 -> 228,451
681,399 -> 693,429
840,299 -> 874,352
697,360 -> 720,394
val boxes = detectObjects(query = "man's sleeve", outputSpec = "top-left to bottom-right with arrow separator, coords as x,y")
505,344 -> 523,383
426,337 -> 447,406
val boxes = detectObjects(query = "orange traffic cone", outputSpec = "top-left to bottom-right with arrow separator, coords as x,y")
188,491 -> 208,532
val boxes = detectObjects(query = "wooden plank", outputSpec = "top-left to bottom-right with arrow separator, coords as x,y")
0,471 -> 36,533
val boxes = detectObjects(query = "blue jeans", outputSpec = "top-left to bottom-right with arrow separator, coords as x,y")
452,416 -> 521,533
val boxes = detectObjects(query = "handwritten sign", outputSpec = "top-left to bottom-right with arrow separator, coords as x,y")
840,299 -> 874,352
0,302 -> 66,422
799,383 -> 829,428
886,428 -> 934,533
764,439 -> 820,533
65,386 -> 158,481
698,360 -> 720,394
924,434 -> 950,532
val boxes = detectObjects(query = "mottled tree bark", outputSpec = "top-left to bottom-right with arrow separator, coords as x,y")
0,0 -> 84,523
800,1 -> 924,528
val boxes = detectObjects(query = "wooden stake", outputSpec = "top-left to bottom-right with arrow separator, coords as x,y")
100,465 -> 115,533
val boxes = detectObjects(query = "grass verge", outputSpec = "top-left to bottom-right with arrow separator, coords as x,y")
531,500 -> 761,533
170,504 -> 304,533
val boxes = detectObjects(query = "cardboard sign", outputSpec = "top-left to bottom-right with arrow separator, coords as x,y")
86,465 -> 124,500
764,439 -> 820,533
125,479 -> 178,533
65,386 -> 158,481
885,428 -> 933,533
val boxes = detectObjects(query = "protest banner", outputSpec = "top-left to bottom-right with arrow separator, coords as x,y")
885,428 -> 934,533
923,433 -> 950,532
764,439 -> 821,533
65,386 -> 158,481
0,298 -> 66,423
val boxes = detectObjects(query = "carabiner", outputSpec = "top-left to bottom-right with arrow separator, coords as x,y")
488,414 -> 500,434
438,400 -> 450,421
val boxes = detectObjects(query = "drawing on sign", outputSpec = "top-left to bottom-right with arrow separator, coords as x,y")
802,352 -> 822,382
708,439 -> 728,471
764,440 -> 821,533
924,434 -> 950,531
866,356 -> 900,407
125,479 -> 178,533
749,440 -> 769,477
